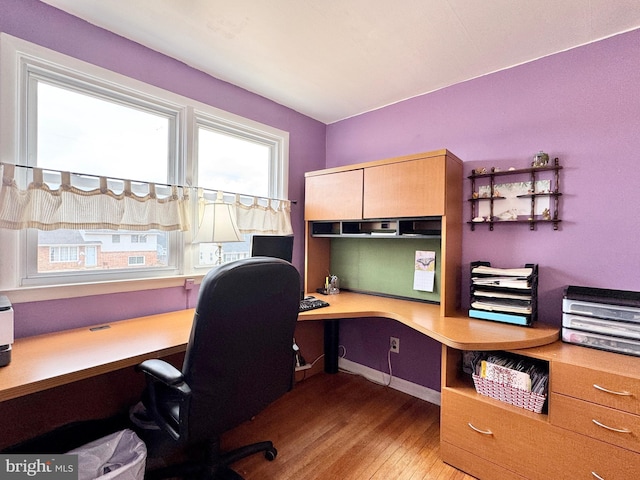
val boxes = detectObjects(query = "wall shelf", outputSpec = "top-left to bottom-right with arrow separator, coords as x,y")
468,158 -> 563,231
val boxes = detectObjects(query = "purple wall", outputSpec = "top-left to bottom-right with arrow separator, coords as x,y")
1,0 -> 326,337
329,28 -> 640,390
4,1 -> 640,393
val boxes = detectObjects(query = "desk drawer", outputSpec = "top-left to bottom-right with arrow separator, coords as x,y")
550,393 -> 640,453
441,390 -> 544,477
440,441 -> 527,480
552,362 -> 640,414
554,432 -> 640,480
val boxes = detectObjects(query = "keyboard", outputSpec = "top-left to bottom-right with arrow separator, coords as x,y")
299,296 -> 330,312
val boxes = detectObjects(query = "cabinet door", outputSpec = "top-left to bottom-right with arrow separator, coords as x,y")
305,169 -> 363,220
363,156 -> 445,218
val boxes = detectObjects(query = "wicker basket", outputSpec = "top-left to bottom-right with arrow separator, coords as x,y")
472,374 -> 546,413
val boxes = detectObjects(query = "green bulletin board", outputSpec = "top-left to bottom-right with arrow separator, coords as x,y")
329,237 -> 441,303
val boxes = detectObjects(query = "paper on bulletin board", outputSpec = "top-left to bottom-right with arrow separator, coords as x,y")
413,251 -> 435,292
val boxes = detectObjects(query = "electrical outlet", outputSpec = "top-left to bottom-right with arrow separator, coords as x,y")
390,336 -> 399,353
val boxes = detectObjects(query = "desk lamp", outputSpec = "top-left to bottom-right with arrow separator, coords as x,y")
193,192 -> 243,264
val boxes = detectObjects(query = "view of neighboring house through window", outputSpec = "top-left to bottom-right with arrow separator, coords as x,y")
31,80 -> 176,277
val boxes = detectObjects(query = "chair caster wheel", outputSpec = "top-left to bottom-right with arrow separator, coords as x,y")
265,447 -> 277,461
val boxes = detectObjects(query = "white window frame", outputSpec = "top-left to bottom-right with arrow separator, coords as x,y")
0,33 -> 289,299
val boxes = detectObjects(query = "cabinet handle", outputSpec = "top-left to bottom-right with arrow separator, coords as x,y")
592,419 -> 632,434
591,472 -> 605,480
593,384 -> 632,396
467,422 -> 493,435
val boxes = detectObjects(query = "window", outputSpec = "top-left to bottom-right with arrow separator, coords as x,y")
49,246 -> 79,263
0,34 -> 289,290
27,76 -> 178,282
193,117 -> 286,267
197,124 -> 271,197
128,256 -> 146,266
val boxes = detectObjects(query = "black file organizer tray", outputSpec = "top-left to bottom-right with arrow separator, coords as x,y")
469,261 -> 538,326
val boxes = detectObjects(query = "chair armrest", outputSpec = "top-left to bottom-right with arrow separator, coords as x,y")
136,358 -> 191,442
137,358 -> 184,385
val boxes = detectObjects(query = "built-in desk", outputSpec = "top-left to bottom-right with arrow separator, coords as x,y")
0,292 -> 558,404
299,292 -> 558,350
0,309 -> 194,403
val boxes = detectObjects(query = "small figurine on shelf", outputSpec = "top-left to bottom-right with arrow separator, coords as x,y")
532,150 -> 549,167
542,208 -> 551,221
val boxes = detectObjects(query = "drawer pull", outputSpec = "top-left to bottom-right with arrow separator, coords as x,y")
592,419 -> 632,434
593,384 -> 632,396
467,423 -> 493,436
591,472 -> 605,480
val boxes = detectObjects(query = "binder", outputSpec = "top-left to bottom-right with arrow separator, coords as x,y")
470,261 -> 538,326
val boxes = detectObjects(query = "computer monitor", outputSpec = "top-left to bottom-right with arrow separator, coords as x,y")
250,235 -> 294,263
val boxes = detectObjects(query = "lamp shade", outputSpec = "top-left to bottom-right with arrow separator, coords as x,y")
193,194 -> 243,244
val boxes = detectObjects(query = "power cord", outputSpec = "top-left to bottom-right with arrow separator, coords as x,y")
296,343 -> 395,388
338,344 -> 394,387
296,353 -> 325,381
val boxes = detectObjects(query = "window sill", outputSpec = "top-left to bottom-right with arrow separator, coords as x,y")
2,274 -> 205,304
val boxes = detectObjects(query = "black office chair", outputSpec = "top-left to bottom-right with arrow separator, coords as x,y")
135,257 -> 301,479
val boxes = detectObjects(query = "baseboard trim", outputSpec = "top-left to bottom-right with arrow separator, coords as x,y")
338,357 -> 441,406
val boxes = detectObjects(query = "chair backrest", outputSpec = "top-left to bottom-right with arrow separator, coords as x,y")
181,257 -> 300,443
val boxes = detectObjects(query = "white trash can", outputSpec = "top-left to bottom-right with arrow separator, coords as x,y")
67,429 -> 146,480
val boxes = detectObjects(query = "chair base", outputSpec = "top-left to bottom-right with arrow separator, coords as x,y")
145,440 -> 277,480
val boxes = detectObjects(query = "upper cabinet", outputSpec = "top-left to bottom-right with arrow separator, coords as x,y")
304,169 -> 363,221
305,150 -> 462,221
304,150 -> 463,316
364,156 -> 446,218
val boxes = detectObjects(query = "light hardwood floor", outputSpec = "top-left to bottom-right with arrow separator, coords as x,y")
221,372 -> 476,480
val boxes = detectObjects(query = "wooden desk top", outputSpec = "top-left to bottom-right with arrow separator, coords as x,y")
299,292 -> 559,351
0,292 -> 558,402
0,309 -> 194,402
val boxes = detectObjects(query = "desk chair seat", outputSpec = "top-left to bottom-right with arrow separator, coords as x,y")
135,257 -> 301,479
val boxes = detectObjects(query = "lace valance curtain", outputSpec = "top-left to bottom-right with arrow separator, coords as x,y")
234,194 -> 293,235
0,163 -> 293,236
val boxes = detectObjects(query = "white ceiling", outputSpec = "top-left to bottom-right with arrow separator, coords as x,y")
42,0 -> 640,124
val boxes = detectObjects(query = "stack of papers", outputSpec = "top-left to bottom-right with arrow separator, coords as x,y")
477,353 -> 548,395
481,361 -> 532,391
471,265 -> 533,277
471,265 -> 532,290
469,262 -> 538,325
